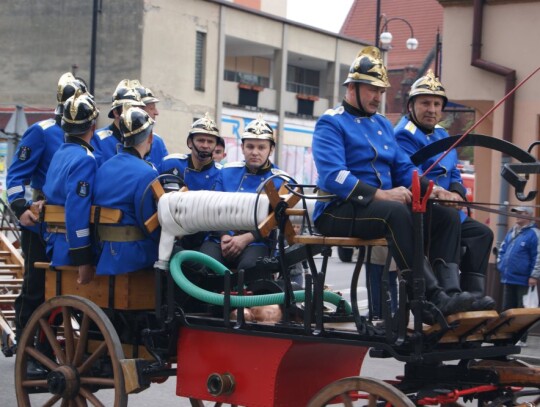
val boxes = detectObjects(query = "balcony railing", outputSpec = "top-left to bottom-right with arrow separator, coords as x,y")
224,70 -> 269,88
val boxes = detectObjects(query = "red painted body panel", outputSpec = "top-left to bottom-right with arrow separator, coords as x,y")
176,326 -> 368,406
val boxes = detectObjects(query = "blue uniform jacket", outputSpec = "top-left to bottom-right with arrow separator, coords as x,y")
394,115 -> 467,222
43,137 -> 97,266
6,118 -> 64,232
159,153 -> 221,191
93,150 -> 159,275
312,103 -> 421,222
497,223 -> 540,286
92,124 -> 168,167
209,161 -> 287,247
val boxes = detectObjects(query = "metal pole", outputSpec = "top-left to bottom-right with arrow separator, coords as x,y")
375,0 -> 381,46
89,0 -> 99,95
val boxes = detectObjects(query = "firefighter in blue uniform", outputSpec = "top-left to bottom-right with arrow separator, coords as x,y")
394,70 -> 495,311
6,72 -> 86,347
312,47 -> 476,320
159,112 -> 222,191
92,79 -> 145,166
43,90 -> 99,285
200,114 -> 288,272
131,80 -> 169,165
93,105 -> 159,275
159,113 -> 222,251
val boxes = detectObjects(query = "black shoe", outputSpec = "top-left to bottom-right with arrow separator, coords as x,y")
26,359 -> 48,379
430,290 -> 474,316
470,295 -> 496,311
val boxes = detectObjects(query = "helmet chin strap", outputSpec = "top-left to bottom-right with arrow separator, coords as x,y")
190,140 -> 214,160
354,83 -> 363,112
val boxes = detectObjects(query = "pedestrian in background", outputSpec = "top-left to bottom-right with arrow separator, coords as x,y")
497,206 -> 540,346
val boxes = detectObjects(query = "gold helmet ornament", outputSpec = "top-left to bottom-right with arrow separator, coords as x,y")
408,69 -> 448,107
343,46 -> 390,88
131,80 -> 160,104
189,112 -> 220,139
61,90 -> 99,135
56,72 -> 88,115
241,114 -> 275,145
119,105 -> 154,147
109,79 -> 145,119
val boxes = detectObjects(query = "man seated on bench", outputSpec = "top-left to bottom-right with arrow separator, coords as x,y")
200,115 -> 289,275
311,47 -> 489,323
43,91 -> 99,285
93,105 -> 160,275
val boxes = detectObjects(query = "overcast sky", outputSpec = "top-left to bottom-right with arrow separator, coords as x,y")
286,0 -> 354,33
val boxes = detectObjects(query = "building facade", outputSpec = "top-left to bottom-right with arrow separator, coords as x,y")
0,0 -> 368,184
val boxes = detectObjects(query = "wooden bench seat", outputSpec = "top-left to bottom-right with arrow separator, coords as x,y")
423,311 -> 499,343
291,235 -> 387,247
36,262 -> 155,311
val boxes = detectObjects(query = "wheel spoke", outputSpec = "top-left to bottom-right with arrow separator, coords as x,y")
77,341 -> 108,375
73,313 -> 90,367
43,394 -> 62,407
79,386 -> 106,407
75,394 -> 88,407
62,306 -> 75,364
38,317 -> 66,365
367,393 -> 377,407
26,345 -> 59,371
61,398 -> 69,407
21,379 -> 48,388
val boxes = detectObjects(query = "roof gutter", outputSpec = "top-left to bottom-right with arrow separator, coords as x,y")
471,0 -> 516,143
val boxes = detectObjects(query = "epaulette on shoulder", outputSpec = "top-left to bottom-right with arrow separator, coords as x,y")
405,120 -> 417,134
39,119 -> 56,130
374,112 -> 388,119
224,161 -> 245,168
214,162 -> 223,169
96,129 -> 113,140
163,153 -> 188,161
271,168 -> 289,176
324,105 -> 345,116
434,124 -> 444,129
85,148 -> 95,159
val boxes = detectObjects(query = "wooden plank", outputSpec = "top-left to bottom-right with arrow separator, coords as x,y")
423,311 -> 499,343
45,269 -> 155,310
0,233 -> 24,273
292,235 -> 387,247
0,271 -> 19,276
0,264 -> 23,270
484,308 -> 540,340
144,213 -> 159,233
151,180 -> 166,200
32,204 -> 123,224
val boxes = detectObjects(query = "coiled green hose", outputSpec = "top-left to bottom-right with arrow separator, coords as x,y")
169,250 -> 352,314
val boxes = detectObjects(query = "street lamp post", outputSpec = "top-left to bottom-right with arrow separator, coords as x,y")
376,15 -> 418,114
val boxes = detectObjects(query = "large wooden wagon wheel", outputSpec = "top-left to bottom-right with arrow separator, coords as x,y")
307,376 -> 415,407
15,295 -> 127,407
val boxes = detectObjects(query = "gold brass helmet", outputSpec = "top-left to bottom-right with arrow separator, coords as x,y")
343,46 -> 390,88
61,89 -> 99,135
189,112 -> 220,139
55,73 -> 88,115
119,104 -> 154,147
241,114 -> 275,145
130,79 -> 160,104
108,79 -> 145,119
408,69 -> 448,107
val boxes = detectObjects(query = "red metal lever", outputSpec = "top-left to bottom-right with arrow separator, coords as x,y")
412,170 -> 434,213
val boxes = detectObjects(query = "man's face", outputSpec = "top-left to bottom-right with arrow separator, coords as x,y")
213,145 -> 226,162
515,211 -> 530,227
189,134 -> 217,160
241,139 -> 273,171
143,102 -> 159,120
352,83 -> 385,114
410,95 -> 443,130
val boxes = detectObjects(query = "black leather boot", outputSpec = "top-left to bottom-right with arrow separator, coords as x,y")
429,259 -> 474,316
461,272 -> 496,311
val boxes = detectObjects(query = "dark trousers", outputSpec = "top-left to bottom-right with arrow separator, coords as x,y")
502,283 -> 530,342
315,200 -> 461,271
199,240 -> 270,274
460,217 -> 494,276
366,263 -> 397,319
14,228 -> 49,341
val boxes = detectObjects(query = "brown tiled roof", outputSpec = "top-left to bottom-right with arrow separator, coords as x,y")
341,0 -> 443,70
